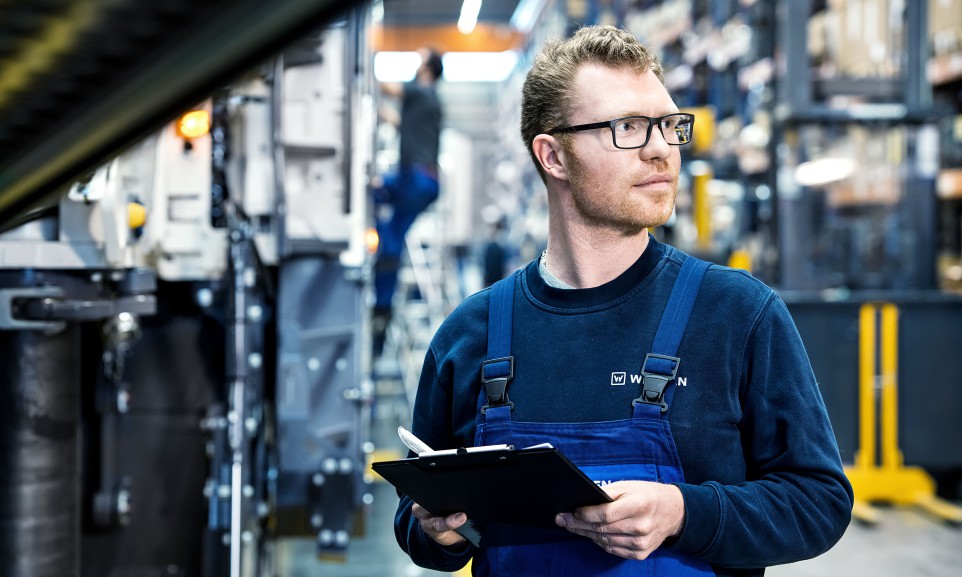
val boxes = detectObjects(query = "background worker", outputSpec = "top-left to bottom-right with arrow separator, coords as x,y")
393,25 -> 852,577
372,46 -> 444,359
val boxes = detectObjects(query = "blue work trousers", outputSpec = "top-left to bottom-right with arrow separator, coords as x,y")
373,165 -> 439,310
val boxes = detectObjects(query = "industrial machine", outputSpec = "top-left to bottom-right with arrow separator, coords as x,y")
0,1 -> 376,575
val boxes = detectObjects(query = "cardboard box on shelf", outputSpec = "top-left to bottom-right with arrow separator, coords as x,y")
825,0 -> 900,78
822,125 -> 906,207
929,0 -> 962,85
929,0 -> 962,40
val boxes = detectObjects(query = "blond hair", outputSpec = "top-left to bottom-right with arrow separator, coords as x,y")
520,25 -> 664,181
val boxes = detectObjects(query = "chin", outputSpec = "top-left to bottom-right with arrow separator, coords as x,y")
639,202 -> 675,229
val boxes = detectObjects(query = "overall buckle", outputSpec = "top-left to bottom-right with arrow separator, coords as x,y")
480,356 -> 515,413
631,353 -> 680,413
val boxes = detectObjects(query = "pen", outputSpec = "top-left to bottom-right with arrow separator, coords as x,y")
397,426 -> 434,455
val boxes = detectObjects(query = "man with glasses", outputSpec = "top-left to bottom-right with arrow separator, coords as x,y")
394,25 -> 852,577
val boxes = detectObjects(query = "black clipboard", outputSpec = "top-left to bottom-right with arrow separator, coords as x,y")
372,446 -> 612,529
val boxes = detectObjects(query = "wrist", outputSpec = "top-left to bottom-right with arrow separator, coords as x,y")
668,484 -> 687,537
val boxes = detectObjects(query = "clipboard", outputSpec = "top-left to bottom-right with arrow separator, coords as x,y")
372,446 -> 612,530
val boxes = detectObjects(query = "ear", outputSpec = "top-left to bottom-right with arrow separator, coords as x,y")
532,134 -> 569,181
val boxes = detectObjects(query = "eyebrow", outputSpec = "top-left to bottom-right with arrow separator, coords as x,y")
619,109 -> 680,118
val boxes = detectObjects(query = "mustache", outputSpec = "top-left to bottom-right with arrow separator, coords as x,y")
638,159 -> 672,174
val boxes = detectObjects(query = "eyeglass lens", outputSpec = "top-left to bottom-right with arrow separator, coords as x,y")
613,114 -> 692,148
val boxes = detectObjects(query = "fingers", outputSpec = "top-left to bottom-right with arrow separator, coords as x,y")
556,511 -> 643,543
556,514 -> 657,560
553,481 -> 685,561
412,503 -> 468,547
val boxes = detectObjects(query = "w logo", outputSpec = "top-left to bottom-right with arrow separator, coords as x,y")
610,372 -> 688,387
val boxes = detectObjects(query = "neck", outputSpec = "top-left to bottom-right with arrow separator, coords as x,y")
544,213 -> 651,289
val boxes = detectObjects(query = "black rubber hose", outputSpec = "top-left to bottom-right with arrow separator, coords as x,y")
0,326 -> 81,577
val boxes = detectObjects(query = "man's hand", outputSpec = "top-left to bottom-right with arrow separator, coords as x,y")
412,503 -> 468,547
554,481 -> 685,560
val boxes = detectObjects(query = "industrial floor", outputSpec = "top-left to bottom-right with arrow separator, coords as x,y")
276,384 -> 962,577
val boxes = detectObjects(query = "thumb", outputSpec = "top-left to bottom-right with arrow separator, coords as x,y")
444,512 -> 467,530
432,516 -> 449,533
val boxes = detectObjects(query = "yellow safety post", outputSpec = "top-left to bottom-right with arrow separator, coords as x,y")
689,161 -> 712,252
726,248 -> 752,273
845,303 -> 962,525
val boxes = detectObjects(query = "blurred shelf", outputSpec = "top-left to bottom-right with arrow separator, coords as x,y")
929,51 -> 962,86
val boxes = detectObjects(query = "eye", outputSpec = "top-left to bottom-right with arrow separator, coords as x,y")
661,117 -> 679,130
614,118 -> 641,134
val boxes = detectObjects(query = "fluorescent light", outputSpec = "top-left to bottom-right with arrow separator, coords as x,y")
441,51 -> 518,82
510,0 -> 546,33
794,158 -> 856,187
373,51 -> 421,82
458,0 -> 482,35
374,51 -> 519,83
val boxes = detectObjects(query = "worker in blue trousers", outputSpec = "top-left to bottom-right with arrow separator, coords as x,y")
371,47 -> 443,359
393,26 -> 852,576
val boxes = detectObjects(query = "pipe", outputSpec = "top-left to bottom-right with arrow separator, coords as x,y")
0,325 -> 81,576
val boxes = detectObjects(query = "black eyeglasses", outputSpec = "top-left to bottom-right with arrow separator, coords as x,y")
547,113 -> 695,149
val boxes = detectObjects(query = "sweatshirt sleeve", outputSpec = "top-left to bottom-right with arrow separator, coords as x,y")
392,346 -> 475,572
671,294 -> 853,568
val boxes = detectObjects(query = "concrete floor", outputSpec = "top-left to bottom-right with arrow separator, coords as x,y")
277,389 -> 962,577
278,485 -> 962,577
769,508 -> 962,577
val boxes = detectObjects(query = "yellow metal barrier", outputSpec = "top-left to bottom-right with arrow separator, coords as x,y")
846,303 -> 962,524
689,161 -> 712,252
726,248 -> 752,273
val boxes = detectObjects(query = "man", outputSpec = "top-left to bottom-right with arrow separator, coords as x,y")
394,26 -> 852,576
372,47 -> 444,358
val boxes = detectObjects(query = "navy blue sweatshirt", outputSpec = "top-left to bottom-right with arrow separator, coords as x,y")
394,237 -> 853,576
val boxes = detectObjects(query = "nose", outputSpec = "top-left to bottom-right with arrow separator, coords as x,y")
639,124 -> 672,160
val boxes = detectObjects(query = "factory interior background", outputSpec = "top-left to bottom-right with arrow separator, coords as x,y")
0,0 -> 961,575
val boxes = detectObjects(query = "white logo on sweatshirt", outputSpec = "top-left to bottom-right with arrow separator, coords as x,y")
611,372 -> 687,387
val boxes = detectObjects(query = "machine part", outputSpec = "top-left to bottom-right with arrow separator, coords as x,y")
0,268 -> 157,332
103,312 -> 143,354
0,0 -> 366,230
0,287 -> 66,332
0,3 -> 374,576
14,293 -> 155,323
115,268 -> 158,296
213,206 -> 271,577
0,325 -> 81,576
92,479 -> 133,529
148,100 -> 230,281
83,312 -> 220,576
273,256 -> 367,552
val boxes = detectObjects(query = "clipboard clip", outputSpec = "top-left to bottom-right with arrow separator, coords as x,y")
480,356 -> 515,413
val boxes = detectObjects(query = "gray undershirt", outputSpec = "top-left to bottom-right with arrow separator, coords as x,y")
539,251 -> 574,289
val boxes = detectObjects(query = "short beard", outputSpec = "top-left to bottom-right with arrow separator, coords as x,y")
564,142 -> 674,235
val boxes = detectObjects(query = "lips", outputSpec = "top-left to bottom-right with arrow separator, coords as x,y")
636,174 -> 674,187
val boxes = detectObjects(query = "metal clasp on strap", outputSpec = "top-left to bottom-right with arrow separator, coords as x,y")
480,356 -> 515,413
631,353 -> 680,413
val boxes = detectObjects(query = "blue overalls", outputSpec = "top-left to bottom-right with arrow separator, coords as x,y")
472,256 -> 716,577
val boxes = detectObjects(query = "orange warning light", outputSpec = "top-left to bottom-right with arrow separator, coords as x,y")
176,110 -> 210,139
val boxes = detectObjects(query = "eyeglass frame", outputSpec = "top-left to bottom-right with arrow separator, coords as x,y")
546,112 -> 695,150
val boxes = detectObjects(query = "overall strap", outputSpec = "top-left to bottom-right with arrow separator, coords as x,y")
480,271 -> 518,414
633,255 -> 711,413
